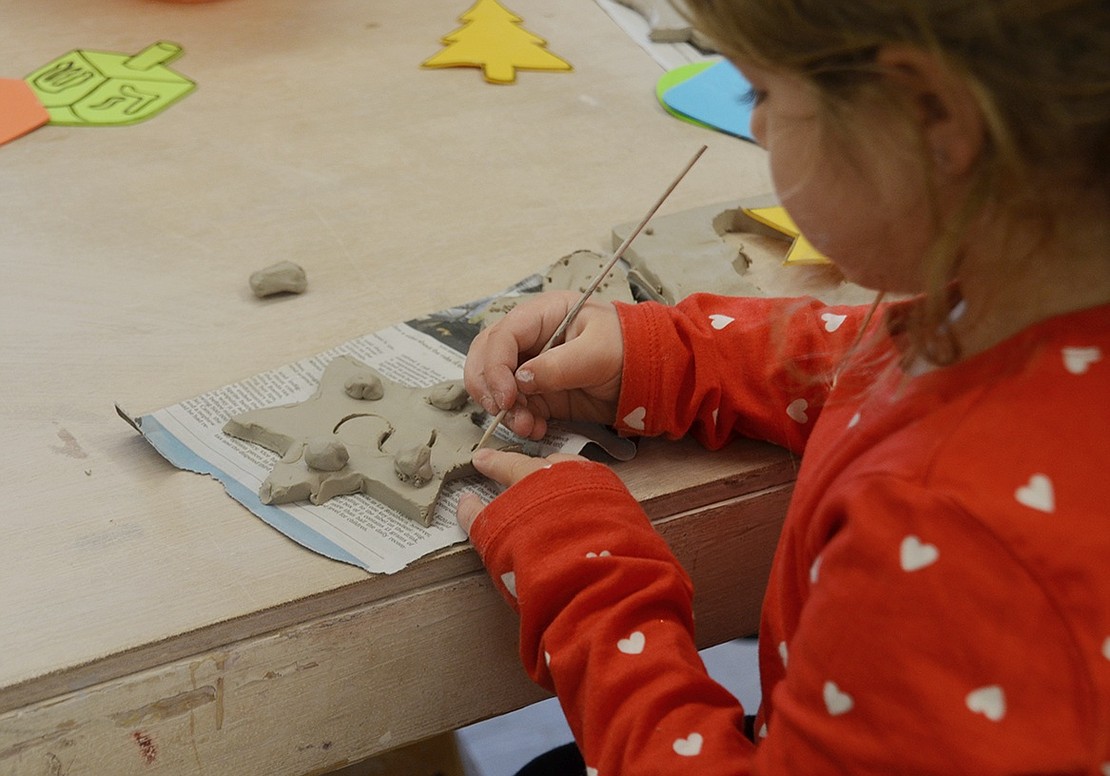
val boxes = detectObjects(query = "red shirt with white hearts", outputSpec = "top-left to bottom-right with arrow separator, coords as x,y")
468,294 -> 1110,775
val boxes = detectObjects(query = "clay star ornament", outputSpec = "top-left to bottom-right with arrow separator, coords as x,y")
742,205 -> 830,265
223,355 -> 507,526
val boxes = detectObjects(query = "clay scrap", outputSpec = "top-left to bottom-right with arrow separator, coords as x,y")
613,0 -> 717,49
543,249 -> 636,304
477,249 -> 635,327
612,199 -> 877,306
250,261 -> 307,298
612,200 -> 762,303
222,355 -> 508,526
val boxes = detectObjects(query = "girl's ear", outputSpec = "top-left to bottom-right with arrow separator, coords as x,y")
875,45 -> 985,178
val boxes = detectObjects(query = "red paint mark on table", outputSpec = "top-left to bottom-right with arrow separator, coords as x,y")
132,731 -> 157,764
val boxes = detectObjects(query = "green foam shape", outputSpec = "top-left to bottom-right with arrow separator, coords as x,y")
25,42 -> 195,127
655,60 -> 715,128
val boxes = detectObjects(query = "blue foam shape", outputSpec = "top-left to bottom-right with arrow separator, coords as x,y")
661,59 -> 754,140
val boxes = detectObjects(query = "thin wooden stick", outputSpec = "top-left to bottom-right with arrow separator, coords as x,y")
475,144 -> 708,450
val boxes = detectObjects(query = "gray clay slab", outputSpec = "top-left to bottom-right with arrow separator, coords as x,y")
223,355 -> 507,526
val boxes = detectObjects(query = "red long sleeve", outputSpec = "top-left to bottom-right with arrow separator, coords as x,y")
468,295 -> 1110,775
610,294 -> 889,453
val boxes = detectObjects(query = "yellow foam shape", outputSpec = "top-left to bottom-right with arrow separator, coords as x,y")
423,0 -> 572,84
743,205 -> 830,265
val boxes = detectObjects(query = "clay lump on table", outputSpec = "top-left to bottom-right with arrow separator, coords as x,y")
250,261 -> 307,298
222,355 -> 509,527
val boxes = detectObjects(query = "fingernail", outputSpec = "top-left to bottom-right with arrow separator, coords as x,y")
517,368 -> 534,384
472,447 -> 494,466
481,395 -> 498,415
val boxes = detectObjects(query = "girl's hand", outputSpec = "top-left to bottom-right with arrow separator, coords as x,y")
456,448 -> 587,534
464,291 -> 624,440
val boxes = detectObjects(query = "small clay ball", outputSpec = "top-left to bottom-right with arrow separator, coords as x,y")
249,261 -> 307,298
345,371 -> 384,400
426,381 -> 469,411
394,444 -> 433,487
304,436 -> 349,472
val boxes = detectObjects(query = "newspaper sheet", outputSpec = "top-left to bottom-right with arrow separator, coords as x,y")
123,276 -> 636,574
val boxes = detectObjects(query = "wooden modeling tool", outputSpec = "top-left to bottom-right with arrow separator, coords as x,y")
475,144 -> 708,450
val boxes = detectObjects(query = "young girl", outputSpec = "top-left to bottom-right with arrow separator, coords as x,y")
458,1 -> 1110,772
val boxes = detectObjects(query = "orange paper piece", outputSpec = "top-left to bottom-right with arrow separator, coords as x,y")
0,78 -> 49,145
743,205 -> 831,265
423,0 -> 572,84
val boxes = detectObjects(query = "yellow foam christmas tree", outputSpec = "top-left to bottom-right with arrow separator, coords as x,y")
423,0 -> 572,84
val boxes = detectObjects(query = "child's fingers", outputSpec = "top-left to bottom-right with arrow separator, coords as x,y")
518,334 -> 617,398
502,405 -> 549,441
464,293 -> 580,413
459,451 -> 589,534
464,329 -> 521,416
470,448 -> 552,487
456,492 -> 486,535
471,448 -> 586,488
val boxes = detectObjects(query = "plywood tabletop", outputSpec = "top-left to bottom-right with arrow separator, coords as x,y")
0,0 -> 788,720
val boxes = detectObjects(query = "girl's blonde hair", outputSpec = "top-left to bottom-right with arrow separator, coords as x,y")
685,0 -> 1110,364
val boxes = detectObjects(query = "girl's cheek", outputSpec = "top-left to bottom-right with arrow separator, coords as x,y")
750,106 -> 768,148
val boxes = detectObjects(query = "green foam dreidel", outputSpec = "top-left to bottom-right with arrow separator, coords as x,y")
25,42 -> 195,126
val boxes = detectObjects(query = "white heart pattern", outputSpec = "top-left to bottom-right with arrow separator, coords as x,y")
821,312 -> 847,333
1015,473 -> 1055,513
1062,345 -> 1102,375
587,769 -> 599,776
622,406 -> 646,432
618,631 -> 645,655
500,571 -> 518,598
900,535 -> 939,572
1102,636 -> 1110,661
778,640 -> 789,668
757,723 -> 768,739
709,314 -> 735,330
966,685 -> 1006,721
1101,763 -> 1110,776
672,732 -> 703,757
585,550 -> 611,558
847,411 -> 861,429
809,554 -> 823,584
786,398 -> 809,424
823,681 -> 854,716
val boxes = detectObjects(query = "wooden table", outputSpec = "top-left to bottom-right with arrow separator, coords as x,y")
0,1 -> 795,773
